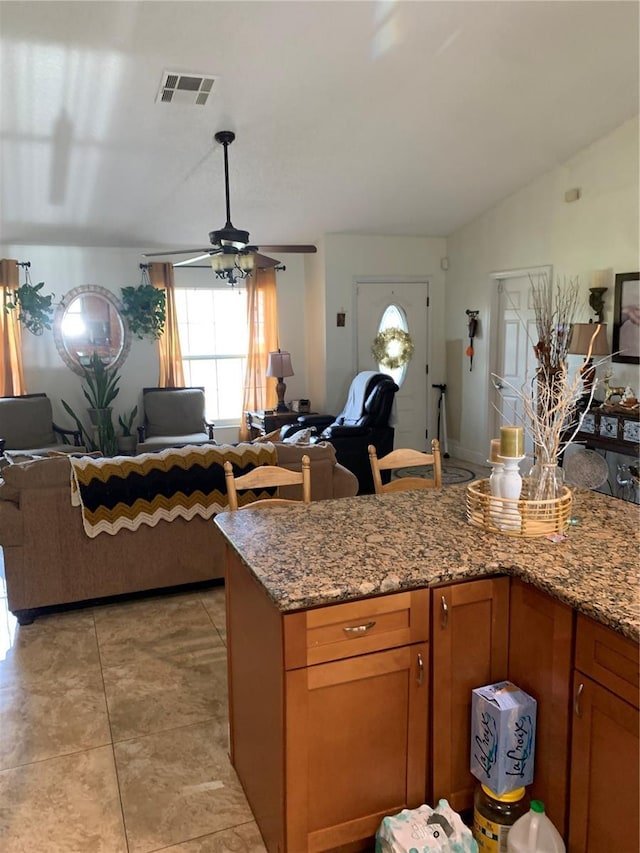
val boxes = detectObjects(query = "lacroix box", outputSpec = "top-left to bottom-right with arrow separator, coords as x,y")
470,680 -> 537,795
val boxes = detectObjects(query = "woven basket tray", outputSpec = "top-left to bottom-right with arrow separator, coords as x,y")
466,478 -> 573,538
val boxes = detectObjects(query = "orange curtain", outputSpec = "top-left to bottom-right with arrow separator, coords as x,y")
239,268 -> 279,440
0,259 -> 26,396
149,262 -> 185,387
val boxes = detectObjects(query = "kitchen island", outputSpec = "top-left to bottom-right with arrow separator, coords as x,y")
215,485 -> 639,853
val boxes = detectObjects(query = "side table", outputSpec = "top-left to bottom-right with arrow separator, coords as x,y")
245,410 -> 315,439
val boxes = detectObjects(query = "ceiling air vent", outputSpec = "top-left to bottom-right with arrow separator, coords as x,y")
156,70 -> 217,106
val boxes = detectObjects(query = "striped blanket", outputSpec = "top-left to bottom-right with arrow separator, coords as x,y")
69,443 -> 278,538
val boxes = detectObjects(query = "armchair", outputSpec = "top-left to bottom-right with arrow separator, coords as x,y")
0,393 -> 84,459
284,371 -> 399,493
136,387 -> 216,453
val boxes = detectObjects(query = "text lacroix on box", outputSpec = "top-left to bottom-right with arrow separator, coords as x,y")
470,680 -> 537,796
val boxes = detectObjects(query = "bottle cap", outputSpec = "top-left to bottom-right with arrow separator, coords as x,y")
531,800 -> 545,813
481,784 -> 526,803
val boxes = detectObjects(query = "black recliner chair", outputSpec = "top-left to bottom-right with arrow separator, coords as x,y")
282,371 -> 399,494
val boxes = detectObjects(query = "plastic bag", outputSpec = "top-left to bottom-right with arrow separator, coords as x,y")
376,799 -> 479,853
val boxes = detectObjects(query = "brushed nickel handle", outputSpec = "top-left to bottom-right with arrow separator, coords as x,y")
342,621 -> 376,635
440,595 -> 449,629
417,652 -> 424,686
575,682 -> 584,718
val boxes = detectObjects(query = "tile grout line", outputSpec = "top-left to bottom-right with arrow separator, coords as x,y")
92,606 -> 131,853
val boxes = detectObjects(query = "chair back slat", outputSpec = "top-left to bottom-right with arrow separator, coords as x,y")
368,440 -> 442,494
224,455 -> 312,510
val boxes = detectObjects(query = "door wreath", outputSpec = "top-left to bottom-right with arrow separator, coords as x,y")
371,327 -> 414,369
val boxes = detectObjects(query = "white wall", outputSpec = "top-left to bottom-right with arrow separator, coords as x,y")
445,116 -> 640,464
317,233 -> 447,440
0,245 -> 309,444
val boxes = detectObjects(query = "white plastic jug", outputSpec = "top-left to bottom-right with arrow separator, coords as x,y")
507,801 -> 565,853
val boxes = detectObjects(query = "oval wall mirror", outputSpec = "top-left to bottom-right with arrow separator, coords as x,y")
53,285 -> 132,376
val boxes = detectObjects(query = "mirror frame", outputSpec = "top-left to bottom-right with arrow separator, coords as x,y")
53,284 -> 132,377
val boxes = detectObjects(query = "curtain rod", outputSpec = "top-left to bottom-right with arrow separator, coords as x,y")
16,261 -> 31,269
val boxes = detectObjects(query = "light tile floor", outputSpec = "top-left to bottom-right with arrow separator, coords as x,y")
0,460 -> 489,852
0,558 -> 267,853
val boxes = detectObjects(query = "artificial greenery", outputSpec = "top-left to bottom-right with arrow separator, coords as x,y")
371,327 -> 415,370
61,352 -> 121,455
5,280 -> 55,335
121,284 -> 166,340
118,405 -> 138,436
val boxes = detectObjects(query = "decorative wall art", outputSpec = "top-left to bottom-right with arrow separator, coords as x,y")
612,271 -> 640,364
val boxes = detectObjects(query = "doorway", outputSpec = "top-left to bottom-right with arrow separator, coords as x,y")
356,280 -> 430,451
491,266 -> 552,459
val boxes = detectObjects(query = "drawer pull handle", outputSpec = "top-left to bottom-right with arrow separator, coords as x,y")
343,621 -> 376,635
417,652 -> 424,686
440,595 -> 449,629
575,682 -> 584,718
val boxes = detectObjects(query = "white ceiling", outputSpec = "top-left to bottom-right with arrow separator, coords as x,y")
1,1 -> 638,254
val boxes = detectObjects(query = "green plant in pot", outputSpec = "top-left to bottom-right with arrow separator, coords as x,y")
117,405 -> 138,455
62,352 -> 121,455
121,283 -> 166,340
5,280 -> 55,335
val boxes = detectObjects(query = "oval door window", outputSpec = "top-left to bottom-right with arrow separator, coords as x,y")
376,303 -> 409,387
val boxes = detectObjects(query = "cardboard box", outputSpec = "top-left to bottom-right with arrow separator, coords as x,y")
470,680 -> 537,795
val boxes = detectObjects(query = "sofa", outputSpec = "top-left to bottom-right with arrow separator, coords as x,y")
0,441 -> 357,624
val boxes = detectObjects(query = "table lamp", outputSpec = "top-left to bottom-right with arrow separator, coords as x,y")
568,323 -> 609,406
266,349 -> 294,412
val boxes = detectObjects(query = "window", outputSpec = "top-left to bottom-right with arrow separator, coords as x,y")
175,286 -> 248,425
376,303 -> 409,386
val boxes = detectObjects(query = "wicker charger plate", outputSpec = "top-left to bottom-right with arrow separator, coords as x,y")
466,478 -> 573,538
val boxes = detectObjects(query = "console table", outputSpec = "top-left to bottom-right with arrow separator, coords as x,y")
573,406 -> 640,457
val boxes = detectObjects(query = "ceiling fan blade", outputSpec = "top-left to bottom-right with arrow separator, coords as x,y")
256,245 -> 317,254
253,253 -> 281,269
173,253 -> 216,267
143,248 -> 215,258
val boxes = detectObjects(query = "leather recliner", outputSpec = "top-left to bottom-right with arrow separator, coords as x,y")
282,371 -> 399,494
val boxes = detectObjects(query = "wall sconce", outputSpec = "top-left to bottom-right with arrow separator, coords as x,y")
589,269 -> 611,324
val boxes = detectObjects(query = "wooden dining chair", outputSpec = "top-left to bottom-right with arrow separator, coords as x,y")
223,455 -> 312,510
368,439 -> 442,494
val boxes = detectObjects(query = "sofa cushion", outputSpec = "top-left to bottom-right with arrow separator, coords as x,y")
2,455 -> 73,489
275,441 -> 338,501
0,396 -> 56,449
145,389 -> 206,436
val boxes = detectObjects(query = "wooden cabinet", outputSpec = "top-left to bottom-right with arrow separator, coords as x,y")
507,579 -> 574,837
568,615 -> 639,853
226,548 -> 429,853
430,576 -> 509,812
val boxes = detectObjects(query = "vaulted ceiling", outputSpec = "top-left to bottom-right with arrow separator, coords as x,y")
1,1 -> 638,253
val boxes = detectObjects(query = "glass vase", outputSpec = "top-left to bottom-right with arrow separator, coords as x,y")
528,461 -> 565,502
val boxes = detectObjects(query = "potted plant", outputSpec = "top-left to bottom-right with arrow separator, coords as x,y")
62,352 -> 121,455
117,405 -> 138,455
120,283 -> 166,340
5,280 -> 55,335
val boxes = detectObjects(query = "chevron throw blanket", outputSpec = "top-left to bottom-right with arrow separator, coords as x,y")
69,443 -> 278,538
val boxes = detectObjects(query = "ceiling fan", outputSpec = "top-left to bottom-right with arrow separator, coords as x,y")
143,130 -> 316,283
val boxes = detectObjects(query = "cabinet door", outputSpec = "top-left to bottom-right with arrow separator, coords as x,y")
431,577 -> 509,812
568,673 -> 639,853
508,579 -> 573,837
285,642 -> 429,853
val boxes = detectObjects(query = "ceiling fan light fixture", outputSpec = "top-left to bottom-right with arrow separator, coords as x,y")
210,249 -> 254,286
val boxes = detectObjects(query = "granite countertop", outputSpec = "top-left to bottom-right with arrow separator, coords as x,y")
214,484 -> 640,642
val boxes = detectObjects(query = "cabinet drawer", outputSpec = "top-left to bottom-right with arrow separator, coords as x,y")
284,589 -> 429,669
575,615 -> 639,708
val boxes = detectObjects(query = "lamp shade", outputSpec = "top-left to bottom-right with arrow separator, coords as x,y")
568,323 -> 609,356
266,349 -> 294,378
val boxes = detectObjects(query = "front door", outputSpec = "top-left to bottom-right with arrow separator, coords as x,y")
356,281 -> 429,451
